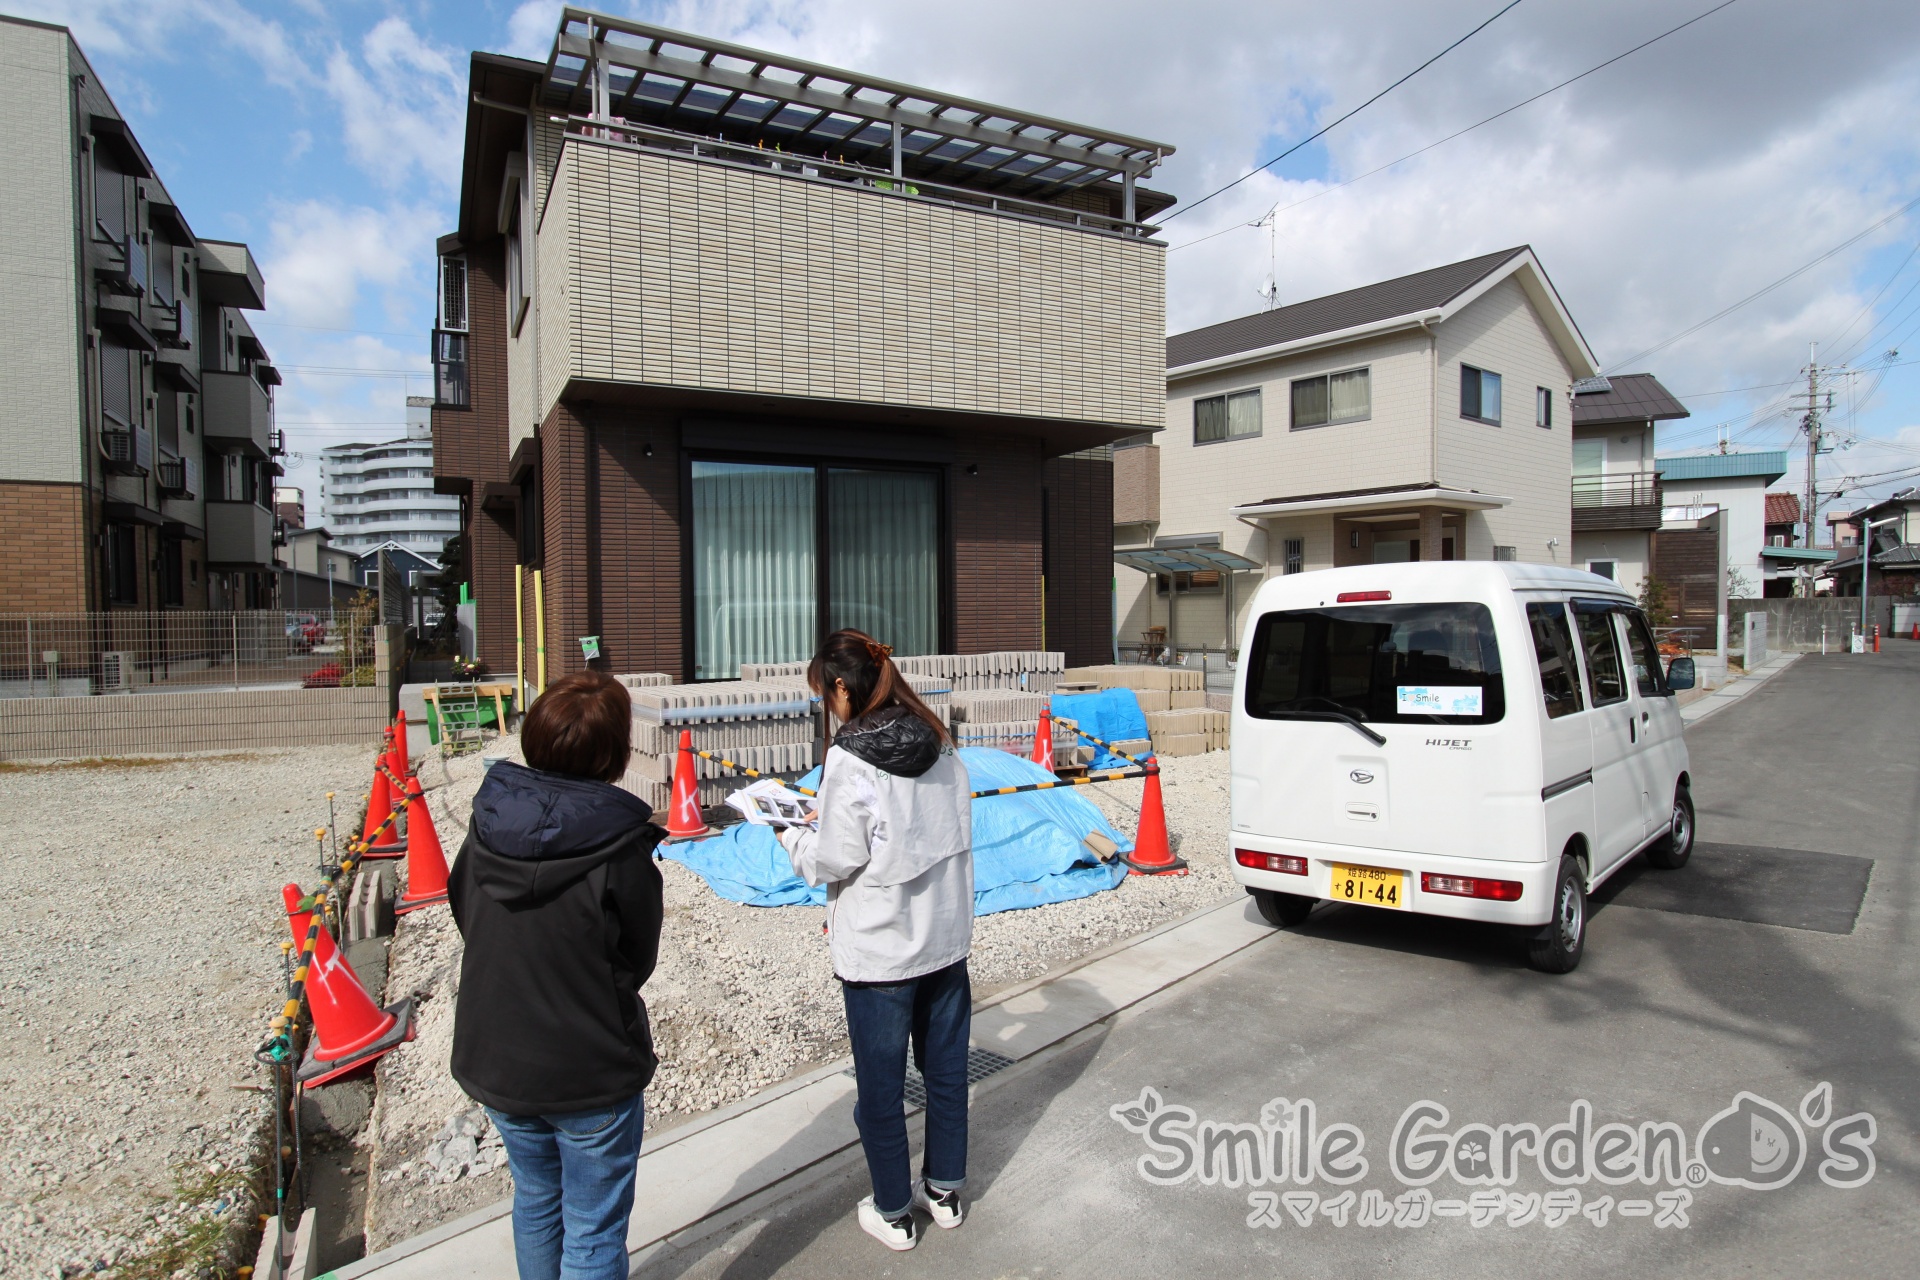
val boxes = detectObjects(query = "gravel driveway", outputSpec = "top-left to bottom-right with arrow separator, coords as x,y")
0,745 -> 382,1278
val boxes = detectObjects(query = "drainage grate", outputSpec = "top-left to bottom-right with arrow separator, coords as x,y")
844,1047 -> 1017,1109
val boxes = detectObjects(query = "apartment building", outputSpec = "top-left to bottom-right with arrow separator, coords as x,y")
431,12 -> 1173,681
1119,247 -> 1597,657
1569,372 -> 1690,596
0,16 -> 281,615
318,398 -> 459,560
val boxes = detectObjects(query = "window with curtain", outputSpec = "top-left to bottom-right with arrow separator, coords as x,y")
1461,364 -> 1503,423
828,469 -> 939,655
1290,367 -> 1370,429
691,461 -> 942,679
1194,388 -> 1262,443
692,462 -> 817,680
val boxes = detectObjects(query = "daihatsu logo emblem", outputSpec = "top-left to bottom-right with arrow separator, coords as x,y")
1350,769 -> 1375,784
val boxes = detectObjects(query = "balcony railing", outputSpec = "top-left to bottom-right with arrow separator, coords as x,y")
1572,471 -> 1662,531
432,330 -> 469,409
156,455 -> 197,498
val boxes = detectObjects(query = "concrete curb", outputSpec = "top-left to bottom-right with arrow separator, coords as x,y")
1680,653 -> 1801,727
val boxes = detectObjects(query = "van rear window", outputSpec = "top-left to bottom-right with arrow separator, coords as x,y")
1244,602 -> 1506,726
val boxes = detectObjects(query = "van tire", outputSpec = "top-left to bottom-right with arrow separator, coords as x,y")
1250,888 -> 1315,928
1526,855 -> 1587,974
1644,785 -> 1695,870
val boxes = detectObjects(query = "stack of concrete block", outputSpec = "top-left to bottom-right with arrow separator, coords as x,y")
622,680 -> 818,810
947,689 -> 1049,726
894,651 -> 1064,694
1146,707 -> 1230,757
614,673 -> 673,688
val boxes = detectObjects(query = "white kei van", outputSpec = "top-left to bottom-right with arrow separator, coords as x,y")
1229,561 -> 1697,973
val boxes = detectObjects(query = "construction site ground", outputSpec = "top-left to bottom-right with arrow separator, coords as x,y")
0,734 -> 1236,1273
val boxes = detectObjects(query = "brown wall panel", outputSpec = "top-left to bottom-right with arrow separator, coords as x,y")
949,435 -> 1043,653
586,410 -> 685,681
0,483 -> 90,612
1043,454 -> 1115,665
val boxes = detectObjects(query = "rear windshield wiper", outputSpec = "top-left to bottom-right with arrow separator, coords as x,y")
1275,706 -> 1387,747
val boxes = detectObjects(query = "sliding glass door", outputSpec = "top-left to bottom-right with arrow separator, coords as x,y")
691,462 -> 816,680
689,459 -> 941,679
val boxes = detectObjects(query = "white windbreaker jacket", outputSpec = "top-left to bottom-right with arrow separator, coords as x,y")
783,707 -> 973,983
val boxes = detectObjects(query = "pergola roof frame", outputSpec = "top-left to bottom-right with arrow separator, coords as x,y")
544,7 -> 1173,201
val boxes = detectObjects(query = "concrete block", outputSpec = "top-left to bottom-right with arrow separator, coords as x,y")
1152,733 -> 1209,758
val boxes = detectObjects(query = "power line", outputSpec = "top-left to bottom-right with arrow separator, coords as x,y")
1169,0 -> 1741,254
1164,0 -> 1528,222
1603,192 -> 1920,372
254,320 -> 424,339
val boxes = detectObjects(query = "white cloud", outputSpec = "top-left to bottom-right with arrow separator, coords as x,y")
257,199 -> 441,328
322,16 -> 466,193
505,0 -> 564,61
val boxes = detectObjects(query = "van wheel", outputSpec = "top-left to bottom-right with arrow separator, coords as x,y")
1526,856 -> 1587,974
1250,888 -> 1315,928
1644,786 -> 1695,870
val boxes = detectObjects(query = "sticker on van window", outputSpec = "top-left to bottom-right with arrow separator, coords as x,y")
1396,686 -> 1483,716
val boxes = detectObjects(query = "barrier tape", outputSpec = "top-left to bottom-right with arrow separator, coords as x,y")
689,743 -> 1150,801
691,747 -> 820,798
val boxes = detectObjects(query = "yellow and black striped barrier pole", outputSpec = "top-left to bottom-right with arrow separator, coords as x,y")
692,747 -> 820,798
1052,717 -> 1157,770
970,767 -> 1148,799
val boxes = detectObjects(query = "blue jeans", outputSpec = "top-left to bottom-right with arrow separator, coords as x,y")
841,959 -> 971,1218
486,1095 -> 644,1280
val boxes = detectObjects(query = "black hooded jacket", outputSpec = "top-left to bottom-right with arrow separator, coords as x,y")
448,760 -> 665,1115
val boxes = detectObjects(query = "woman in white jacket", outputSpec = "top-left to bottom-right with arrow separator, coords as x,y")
781,629 -> 973,1251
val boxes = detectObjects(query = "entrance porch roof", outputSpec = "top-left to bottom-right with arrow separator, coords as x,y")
1230,483 -> 1511,521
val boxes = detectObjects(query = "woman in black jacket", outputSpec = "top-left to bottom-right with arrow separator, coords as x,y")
449,671 -> 664,1280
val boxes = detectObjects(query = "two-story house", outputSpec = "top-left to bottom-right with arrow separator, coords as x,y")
1570,373 -> 1689,595
1825,491 -> 1920,598
1117,246 -> 1598,658
0,14 -> 281,617
431,11 -> 1174,682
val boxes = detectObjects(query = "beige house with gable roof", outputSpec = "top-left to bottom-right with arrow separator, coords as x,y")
1114,246 -> 1600,659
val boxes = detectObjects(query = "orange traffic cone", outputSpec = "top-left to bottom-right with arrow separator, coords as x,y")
1122,762 -> 1188,876
395,776 -> 450,914
1032,705 -> 1054,772
281,884 -> 414,1086
390,710 -> 410,777
665,729 -> 713,841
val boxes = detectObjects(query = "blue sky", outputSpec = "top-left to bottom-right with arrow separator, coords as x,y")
18,0 -> 1920,533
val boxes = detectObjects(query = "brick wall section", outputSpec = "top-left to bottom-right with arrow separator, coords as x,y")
1112,444 -> 1159,525
538,400 -> 594,685
0,482 -> 89,612
588,410 -> 684,680
0,687 -> 386,760
434,243 -> 517,675
951,434 -> 1043,653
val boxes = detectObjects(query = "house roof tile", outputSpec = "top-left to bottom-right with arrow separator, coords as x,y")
1765,492 -> 1801,527
1571,372 -> 1690,424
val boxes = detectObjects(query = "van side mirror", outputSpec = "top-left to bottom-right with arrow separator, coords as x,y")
1665,656 -> 1696,691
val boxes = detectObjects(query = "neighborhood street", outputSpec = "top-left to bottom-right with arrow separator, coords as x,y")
638,648 -> 1918,1278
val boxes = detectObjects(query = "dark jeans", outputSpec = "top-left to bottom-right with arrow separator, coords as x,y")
485,1094 -> 644,1280
841,959 -> 971,1218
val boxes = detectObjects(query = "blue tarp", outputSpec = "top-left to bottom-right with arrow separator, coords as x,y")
661,747 -> 1132,915
1050,688 -> 1150,768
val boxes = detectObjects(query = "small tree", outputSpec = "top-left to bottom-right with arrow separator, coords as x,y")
1639,576 -> 1676,628
1726,564 -> 1756,601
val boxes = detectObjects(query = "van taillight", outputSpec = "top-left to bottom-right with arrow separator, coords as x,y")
1236,849 -> 1307,875
1420,872 -> 1523,902
1336,590 -> 1391,602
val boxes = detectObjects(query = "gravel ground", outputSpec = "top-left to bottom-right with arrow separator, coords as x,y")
0,745 -> 384,1279
365,740 -> 1237,1249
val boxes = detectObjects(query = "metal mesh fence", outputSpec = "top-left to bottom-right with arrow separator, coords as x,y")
0,610 -> 383,697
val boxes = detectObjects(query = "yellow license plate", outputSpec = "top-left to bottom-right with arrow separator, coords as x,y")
1329,863 -> 1407,910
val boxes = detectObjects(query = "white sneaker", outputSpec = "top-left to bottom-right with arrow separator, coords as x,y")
914,1180 -> 965,1229
858,1196 -> 918,1251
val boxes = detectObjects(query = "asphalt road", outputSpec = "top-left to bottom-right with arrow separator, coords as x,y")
635,648 -> 1919,1279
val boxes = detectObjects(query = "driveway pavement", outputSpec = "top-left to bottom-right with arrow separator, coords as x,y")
629,647 -> 1919,1278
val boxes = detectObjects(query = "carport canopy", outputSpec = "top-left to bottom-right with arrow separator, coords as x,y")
1114,544 -> 1262,660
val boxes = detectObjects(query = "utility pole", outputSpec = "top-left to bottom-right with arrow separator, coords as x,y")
1801,342 -> 1821,597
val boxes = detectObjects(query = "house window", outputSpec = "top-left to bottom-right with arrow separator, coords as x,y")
159,539 -> 184,607
1588,560 -> 1616,581
1290,367 -> 1370,429
100,338 -> 134,427
1493,545 -> 1517,561
506,213 -> 528,336
690,461 -> 941,679
1461,364 -> 1502,424
1284,538 -> 1304,575
93,147 -> 126,243
106,524 -> 139,604
1194,389 -> 1261,444
1536,386 -> 1553,428
439,255 -> 469,332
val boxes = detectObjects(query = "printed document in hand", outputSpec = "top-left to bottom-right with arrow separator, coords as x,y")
724,778 -> 818,828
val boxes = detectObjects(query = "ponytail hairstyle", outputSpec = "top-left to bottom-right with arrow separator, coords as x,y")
807,629 -> 953,747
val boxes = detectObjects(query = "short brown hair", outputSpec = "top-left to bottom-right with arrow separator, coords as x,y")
522,671 -> 632,783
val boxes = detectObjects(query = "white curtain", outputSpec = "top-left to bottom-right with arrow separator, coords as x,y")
691,462 -> 816,679
828,469 -> 939,656
1328,368 -> 1370,422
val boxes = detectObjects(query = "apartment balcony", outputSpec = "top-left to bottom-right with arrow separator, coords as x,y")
156,455 -> 199,498
202,370 -> 273,457
432,330 -> 469,409
1572,471 -> 1662,532
205,501 -> 274,567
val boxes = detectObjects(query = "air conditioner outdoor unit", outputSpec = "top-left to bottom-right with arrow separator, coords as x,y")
100,651 -> 133,692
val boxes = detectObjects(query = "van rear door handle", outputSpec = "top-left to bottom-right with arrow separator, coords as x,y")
1641,711 -> 1650,723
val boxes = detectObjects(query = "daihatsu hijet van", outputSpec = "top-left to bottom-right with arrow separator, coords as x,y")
1229,561 -> 1697,973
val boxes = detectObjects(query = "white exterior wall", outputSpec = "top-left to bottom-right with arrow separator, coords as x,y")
1571,530 -> 1651,597
1434,277 -> 1576,563
1663,475 -> 1770,596
0,22 -> 81,484
319,435 -> 459,558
